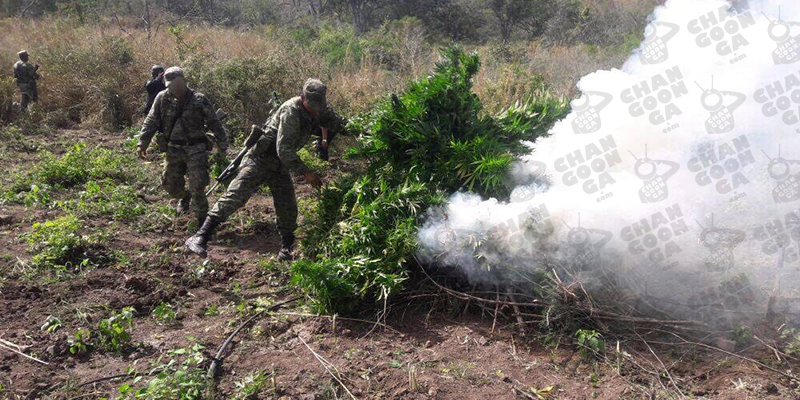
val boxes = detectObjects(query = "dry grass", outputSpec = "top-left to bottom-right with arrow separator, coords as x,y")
1,15 -> 639,131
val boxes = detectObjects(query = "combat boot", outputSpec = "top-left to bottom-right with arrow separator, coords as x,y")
185,216 -> 220,257
176,193 -> 191,214
278,235 -> 295,262
196,212 -> 207,230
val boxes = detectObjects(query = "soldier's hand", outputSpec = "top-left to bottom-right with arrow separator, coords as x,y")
303,171 -> 323,189
137,146 -> 147,159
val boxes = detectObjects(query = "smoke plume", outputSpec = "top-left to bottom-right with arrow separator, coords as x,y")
418,0 -> 800,325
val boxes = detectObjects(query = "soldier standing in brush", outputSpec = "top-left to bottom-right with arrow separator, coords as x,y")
13,50 -> 40,110
144,65 -> 166,115
186,79 -> 345,261
138,67 -> 228,227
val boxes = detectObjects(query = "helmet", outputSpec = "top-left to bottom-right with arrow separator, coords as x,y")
151,65 -> 165,74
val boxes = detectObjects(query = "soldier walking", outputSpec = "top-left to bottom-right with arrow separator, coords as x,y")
13,50 -> 40,110
186,79 -> 344,261
138,67 -> 228,227
144,65 -> 166,115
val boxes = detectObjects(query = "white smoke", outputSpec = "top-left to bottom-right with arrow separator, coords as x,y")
418,0 -> 800,323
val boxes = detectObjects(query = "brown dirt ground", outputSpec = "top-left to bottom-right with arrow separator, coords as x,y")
0,129 -> 798,399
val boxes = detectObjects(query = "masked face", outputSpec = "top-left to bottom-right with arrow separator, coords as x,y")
167,76 -> 187,96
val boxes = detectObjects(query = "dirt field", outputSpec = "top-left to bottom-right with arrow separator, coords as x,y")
1,128 -> 798,399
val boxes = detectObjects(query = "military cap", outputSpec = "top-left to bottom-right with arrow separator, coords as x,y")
302,79 -> 327,112
18,50 -> 28,58
164,66 -> 184,87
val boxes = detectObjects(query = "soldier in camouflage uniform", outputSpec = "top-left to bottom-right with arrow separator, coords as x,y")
13,50 -> 40,110
138,67 -> 228,227
186,79 -> 345,261
144,65 -> 166,115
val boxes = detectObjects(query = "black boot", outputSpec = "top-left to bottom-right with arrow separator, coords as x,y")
176,193 -> 191,214
278,235 -> 295,262
195,213 -> 207,230
185,216 -> 220,257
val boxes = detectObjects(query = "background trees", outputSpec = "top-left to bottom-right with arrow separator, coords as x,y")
1,0 -> 654,46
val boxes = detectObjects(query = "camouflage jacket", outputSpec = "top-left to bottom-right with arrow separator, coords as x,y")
250,97 -> 345,175
13,61 -> 39,86
139,89 -> 227,152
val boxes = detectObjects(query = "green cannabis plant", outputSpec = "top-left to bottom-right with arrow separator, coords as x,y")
294,46 -> 567,314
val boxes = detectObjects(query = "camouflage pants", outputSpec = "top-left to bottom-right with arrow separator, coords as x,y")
163,144 -> 210,219
208,154 -> 297,240
18,83 -> 38,109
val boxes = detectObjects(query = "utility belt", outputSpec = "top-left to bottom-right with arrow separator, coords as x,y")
169,136 -> 208,147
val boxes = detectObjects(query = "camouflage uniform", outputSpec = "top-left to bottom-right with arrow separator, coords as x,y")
139,89 -> 227,221
13,56 -> 40,109
208,97 -> 343,239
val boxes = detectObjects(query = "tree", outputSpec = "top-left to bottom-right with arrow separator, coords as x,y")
487,0 -> 534,42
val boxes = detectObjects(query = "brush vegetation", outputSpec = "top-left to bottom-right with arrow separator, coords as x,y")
293,47 -> 567,313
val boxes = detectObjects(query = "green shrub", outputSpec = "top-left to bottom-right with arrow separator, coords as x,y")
59,180 -> 148,221
34,144 -> 134,188
3,143 -> 140,205
22,215 -> 88,271
21,214 -> 113,274
313,25 -> 364,69
184,57 -> 287,143
294,46 -> 566,314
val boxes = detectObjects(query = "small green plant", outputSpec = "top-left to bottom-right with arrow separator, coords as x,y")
98,307 -> 135,352
3,143 -> 142,205
69,328 -> 91,355
40,316 -> 62,334
732,326 -> 754,350
233,369 -> 274,399
780,327 -> 800,355
153,302 -> 176,323
22,215 -> 88,272
203,303 -> 220,317
117,344 -> 208,399
576,329 -> 605,359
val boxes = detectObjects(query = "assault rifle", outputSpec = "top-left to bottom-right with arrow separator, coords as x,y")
205,125 -> 264,196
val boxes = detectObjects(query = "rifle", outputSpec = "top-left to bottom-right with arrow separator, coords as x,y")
205,125 -> 264,196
